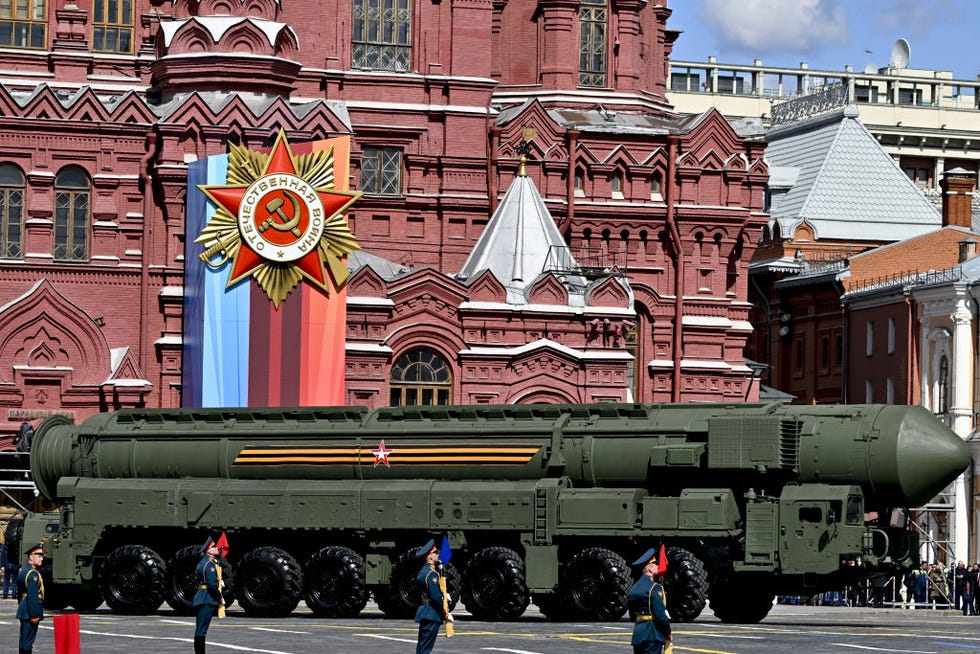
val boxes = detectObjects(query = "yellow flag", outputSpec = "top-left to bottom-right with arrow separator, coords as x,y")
216,563 -> 226,619
438,572 -> 454,637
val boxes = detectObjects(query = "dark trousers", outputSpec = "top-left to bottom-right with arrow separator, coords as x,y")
416,619 -> 440,654
964,590 -> 975,615
633,642 -> 664,654
195,603 -> 217,638
3,569 -> 16,598
19,618 -> 38,651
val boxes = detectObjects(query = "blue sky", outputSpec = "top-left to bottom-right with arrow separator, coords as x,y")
667,0 -> 980,81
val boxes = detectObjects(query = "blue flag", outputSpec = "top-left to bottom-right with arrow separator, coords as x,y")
439,535 -> 452,563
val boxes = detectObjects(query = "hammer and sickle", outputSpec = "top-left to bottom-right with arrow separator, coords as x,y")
259,193 -> 302,238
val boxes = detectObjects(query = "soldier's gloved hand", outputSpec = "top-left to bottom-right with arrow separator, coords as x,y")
446,593 -> 452,604
446,613 -> 454,623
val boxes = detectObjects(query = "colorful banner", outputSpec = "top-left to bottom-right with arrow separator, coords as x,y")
182,136 -> 356,408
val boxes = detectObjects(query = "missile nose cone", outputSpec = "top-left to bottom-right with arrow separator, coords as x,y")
896,406 -> 970,507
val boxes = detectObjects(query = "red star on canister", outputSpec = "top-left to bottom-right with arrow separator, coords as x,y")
371,439 -> 393,468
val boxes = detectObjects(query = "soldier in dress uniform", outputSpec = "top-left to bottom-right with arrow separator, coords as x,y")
16,541 -> 44,654
193,536 -> 223,654
414,539 -> 452,654
628,548 -> 671,654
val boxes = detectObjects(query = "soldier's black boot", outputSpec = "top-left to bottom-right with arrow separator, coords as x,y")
194,636 -> 205,654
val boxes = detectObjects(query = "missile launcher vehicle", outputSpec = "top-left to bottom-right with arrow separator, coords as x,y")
12,401 -> 969,623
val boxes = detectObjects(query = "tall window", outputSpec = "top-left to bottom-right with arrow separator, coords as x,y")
92,0 -> 133,53
578,0 -> 606,87
352,0 -> 412,72
610,171 -> 623,198
360,146 -> 402,195
0,164 -> 24,259
937,355 -> 949,415
389,348 -> 452,406
54,166 -> 90,262
0,0 -> 46,48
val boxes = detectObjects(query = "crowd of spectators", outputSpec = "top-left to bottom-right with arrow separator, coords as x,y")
777,560 -> 980,612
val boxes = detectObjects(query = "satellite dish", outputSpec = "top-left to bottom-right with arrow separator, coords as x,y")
889,38 -> 910,69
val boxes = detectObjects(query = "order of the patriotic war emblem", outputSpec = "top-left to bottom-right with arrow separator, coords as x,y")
196,131 -> 361,307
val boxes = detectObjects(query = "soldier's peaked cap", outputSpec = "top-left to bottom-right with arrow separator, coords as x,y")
416,539 -> 437,558
24,541 -> 44,556
201,536 -> 215,554
631,548 -> 657,567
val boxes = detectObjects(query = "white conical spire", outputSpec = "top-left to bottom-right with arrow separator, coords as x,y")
458,169 -> 584,304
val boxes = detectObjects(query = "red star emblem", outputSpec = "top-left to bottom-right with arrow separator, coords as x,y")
371,439 -> 393,467
197,131 -> 360,305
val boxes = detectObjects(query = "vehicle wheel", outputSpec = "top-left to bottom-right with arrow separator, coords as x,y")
4,517 -> 23,566
39,561 -> 71,610
662,547 -> 708,622
67,584 -> 103,611
165,545 -> 234,615
462,547 -> 529,621
557,547 -> 630,621
374,549 -> 419,619
237,546 -> 302,618
709,575 -> 775,623
304,546 -> 369,618
375,549 -> 461,618
100,545 -> 168,614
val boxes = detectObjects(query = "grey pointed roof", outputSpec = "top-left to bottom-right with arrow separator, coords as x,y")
766,107 -> 940,242
458,172 -> 586,304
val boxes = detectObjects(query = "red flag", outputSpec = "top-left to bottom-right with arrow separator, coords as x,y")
215,531 -> 230,556
657,543 -> 668,578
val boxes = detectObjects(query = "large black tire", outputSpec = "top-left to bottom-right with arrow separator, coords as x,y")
165,545 -> 235,615
304,546 -> 369,618
100,545 -> 168,614
236,546 -> 302,618
39,561 -> 71,611
557,547 -> 630,621
375,549 -> 461,618
4,517 -> 23,565
462,547 -> 529,621
661,547 -> 708,623
709,577 -> 775,623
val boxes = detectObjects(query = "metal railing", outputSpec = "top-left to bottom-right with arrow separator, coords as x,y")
542,246 -> 628,279
844,266 -> 964,298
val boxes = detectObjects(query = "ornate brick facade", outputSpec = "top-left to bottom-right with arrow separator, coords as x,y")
0,0 -> 766,430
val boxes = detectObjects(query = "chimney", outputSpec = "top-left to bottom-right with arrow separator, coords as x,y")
959,238 -> 978,263
940,167 -> 976,228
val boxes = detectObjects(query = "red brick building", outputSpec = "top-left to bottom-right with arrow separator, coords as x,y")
0,0 -> 766,429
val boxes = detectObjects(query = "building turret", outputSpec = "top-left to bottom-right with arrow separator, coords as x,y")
150,0 -> 301,101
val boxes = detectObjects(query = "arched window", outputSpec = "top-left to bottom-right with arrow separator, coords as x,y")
0,164 -> 24,259
389,348 -> 452,406
938,355 -> 949,415
610,171 -> 623,198
650,172 -> 662,200
578,0 -> 606,87
574,167 -> 585,197
54,166 -> 90,262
